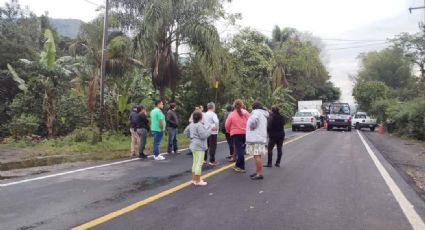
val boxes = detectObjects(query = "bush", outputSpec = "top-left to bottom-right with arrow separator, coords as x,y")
55,93 -> 90,136
7,114 -> 40,138
66,126 -> 101,144
387,97 -> 425,140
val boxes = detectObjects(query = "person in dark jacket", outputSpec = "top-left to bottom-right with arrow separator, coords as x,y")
129,106 -> 140,157
222,104 -> 235,161
136,106 -> 149,159
166,102 -> 179,154
265,106 -> 286,167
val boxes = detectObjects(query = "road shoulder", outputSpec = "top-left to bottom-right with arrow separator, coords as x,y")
361,131 -> 425,222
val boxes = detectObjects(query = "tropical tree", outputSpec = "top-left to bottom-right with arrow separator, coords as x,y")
111,0 -> 231,100
269,26 -> 330,101
229,28 -> 274,101
71,16 -> 142,122
352,81 -> 389,112
355,47 -> 414,90
8,29 -> 76,137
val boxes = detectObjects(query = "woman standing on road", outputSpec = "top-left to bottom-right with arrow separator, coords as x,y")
246,101 -> 269,180
265,106 -> 285,167
225,99 -> 250,173
184,111 -> 211,186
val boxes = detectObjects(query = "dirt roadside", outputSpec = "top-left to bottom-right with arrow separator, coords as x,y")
363,131 -> 425,201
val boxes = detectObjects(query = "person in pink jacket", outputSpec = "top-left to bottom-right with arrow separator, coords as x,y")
225,99 -> 250,172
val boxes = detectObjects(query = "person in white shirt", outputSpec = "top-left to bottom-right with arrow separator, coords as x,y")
203,102 -> 219,166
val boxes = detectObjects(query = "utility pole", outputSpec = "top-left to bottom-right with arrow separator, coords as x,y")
409,0 -> 425,29
99,0 -> 109,139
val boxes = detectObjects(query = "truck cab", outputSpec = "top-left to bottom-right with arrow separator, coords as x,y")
327,103 -> 352,131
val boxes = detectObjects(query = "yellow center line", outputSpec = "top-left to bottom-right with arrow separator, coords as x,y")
72,131 -> 315,230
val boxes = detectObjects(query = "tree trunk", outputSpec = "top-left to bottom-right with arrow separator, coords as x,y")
44,91 -> 56,138
159,87 -> 165,100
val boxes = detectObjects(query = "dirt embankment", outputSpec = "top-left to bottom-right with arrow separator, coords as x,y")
364,131 -> 425,200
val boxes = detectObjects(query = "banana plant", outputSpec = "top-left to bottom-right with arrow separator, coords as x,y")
7,64 -> 28,93
8,29 -> 74,137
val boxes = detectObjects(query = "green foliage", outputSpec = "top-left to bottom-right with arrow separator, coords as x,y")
40,29 -> 57,70
271,26 -> 330,101
355,47 -> 414,90
385,97 -> 425,140
269,87 -> 296,119
122,0 -> 229,99
117,94 -> 129,114
229,28 -> 274,100
393,32 -> 425,80
352,34 -> 425,140
7,64 -> 27,92
7,114 -> 40,138
55,93 -> 90,136
353,81 -> 388,112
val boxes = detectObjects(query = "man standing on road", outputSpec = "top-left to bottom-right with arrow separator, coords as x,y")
166,102 -> 179,154
136,106 -> 149,159
150,100 -> 166,161
129,106 -> 140,157
203,102 -> 219,166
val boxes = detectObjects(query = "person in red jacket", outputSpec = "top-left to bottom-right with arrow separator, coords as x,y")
225,99 -> 250,173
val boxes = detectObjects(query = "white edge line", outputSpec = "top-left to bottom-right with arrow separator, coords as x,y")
357,130 -> 425,230
0,141 -> 228,187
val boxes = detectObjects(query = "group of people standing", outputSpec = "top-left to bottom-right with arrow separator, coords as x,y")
129,100 -> 179,161
185,99 -> 286,186
129,98 -> 286,187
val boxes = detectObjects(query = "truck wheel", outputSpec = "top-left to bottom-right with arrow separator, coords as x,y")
348,126 -> 352,132
370,127 -> 375,132
355,123 -> 360,130
327,125 -> 332,131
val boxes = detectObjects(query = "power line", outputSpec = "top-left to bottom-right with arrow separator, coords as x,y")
324,40 -> 389,46
321,38 -> 386,42
82,0 -> 101,7
326,42 -> 389,51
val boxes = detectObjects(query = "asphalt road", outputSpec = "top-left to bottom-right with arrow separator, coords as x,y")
1,129 -> 425,230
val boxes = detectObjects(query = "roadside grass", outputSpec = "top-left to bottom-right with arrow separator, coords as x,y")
396,134 -> 425,148
2,132 -> 226,165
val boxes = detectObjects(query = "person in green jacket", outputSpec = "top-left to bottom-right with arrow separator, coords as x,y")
150,100 -> 166,161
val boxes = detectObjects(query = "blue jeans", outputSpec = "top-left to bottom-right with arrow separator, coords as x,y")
232,134 -> 246,170
167,127 -> 178,153
152,131 -> 163,157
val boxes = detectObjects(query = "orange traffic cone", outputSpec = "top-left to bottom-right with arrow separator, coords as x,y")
379,123 -> 384,134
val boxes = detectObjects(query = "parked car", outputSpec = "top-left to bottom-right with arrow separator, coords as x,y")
352,112 -> 377,131
299,109 -> 322,129
327,103 -> 352,131
292,111 -> 317,131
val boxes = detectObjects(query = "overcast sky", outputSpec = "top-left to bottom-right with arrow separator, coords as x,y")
1,0 -> 424,103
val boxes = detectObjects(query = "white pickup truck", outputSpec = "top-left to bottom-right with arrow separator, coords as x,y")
292,111 -> 318,131
352,112 -> 377,131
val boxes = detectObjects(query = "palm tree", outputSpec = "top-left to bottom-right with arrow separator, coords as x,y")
70,17 -> 142,115
129,0 -> 229,100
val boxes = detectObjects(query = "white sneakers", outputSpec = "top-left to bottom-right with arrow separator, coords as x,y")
154,155 -> 165,161
191,180 -> 208,186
